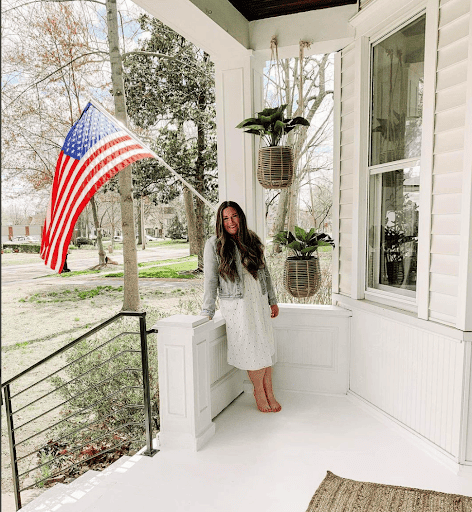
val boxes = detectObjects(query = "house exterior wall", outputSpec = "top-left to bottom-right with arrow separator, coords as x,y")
429,0 -> 470,325
335,0 -> 472,469
336,0 -> 472,326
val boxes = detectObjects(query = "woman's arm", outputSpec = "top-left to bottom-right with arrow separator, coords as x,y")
263,258 -> 277,307
200,237 -> 219,319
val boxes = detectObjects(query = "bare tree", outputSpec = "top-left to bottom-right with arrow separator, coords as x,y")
266,54 -> 334,240
2,0 -> 146,310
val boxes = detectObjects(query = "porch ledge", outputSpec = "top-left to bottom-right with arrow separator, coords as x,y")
278,303 -> 352,316
153,314 -> 209,329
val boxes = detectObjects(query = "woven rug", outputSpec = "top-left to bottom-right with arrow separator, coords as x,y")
306,471 -> 472,512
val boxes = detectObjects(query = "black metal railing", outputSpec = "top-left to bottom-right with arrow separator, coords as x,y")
2,311 -> 158,511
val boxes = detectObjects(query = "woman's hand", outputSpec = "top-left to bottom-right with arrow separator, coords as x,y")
270,304 -> 279,319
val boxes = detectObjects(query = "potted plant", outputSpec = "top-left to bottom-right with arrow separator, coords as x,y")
236,105 -> 310,189
274,226 -> 335,298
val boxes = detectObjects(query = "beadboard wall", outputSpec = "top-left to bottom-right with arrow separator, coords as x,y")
345,303 -> 471,464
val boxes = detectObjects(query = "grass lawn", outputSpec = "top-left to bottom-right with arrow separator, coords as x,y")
106,260 -> 199,278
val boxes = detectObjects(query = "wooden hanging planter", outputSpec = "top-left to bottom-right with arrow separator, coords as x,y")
257,146 -> 294,189
283,256 -> 321,298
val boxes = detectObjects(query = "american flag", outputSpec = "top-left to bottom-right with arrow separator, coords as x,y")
41,102 -> 153,272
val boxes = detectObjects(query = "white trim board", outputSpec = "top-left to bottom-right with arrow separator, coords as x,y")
334,294 -> 472,341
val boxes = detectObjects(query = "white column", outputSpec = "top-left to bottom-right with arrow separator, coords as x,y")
214,50 -> 266,240
155,315 -> 215,451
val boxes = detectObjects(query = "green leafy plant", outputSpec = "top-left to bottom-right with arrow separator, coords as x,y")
274,226 -> 335,260
236,104 -> 309,147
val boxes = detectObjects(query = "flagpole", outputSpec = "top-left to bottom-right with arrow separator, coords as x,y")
89,98 -> 217,212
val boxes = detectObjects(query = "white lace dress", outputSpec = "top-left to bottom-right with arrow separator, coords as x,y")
220,266 -> 276,370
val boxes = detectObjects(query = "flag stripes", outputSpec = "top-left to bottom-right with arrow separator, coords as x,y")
41,104 -> 153,273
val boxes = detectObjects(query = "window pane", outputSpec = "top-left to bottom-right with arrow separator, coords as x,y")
368,165 -> 420,293
370,15 -> 426,166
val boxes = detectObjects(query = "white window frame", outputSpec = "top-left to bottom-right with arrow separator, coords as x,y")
364,10 -> 427,314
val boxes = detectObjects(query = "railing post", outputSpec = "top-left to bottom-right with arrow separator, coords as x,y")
4,384 -> 21,510
154,314 -> 215,451
139,313 -> 158,457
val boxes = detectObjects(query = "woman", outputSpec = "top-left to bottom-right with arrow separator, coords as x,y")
200,201 -> 281,413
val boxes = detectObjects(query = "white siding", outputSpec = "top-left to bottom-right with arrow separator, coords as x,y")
430,0 -> 470,324
350,307 -> 465,458
359,0 -> 375,9
338,45 -> 355,296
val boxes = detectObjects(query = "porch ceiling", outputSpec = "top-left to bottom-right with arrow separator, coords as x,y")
227,0 -> 358,21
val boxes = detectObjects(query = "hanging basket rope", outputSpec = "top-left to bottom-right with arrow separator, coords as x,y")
256,36 -> 294,189
282,40 -> 323,300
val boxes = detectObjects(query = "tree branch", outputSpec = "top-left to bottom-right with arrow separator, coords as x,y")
4,51 -> 109,109
2,0 -> 105,14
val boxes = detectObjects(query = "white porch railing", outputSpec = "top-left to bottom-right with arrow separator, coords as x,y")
153,305 -> 352,451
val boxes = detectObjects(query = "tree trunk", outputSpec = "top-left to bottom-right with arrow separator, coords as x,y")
183,187 -> 198,255
106,0 -> 140,311
272,188 -> 289,253
90,196 -> 106,265
194,113 -> 206,271
286,179 -> 299,233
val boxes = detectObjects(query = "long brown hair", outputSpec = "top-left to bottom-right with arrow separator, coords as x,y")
215,201 -> 265,281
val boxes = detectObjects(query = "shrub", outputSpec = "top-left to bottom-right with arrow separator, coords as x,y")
167,214 -> 187,240
40,314 -> 164,485
2,243 -> 41,253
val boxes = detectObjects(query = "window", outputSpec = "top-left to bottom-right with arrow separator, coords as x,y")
367,14 -> 425,299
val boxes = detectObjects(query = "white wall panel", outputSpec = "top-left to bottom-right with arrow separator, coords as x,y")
207,317 -> 244,419
349,307 -> 465,458
272,305 -> 351,395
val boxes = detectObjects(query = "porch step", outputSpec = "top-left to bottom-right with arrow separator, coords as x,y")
19,457 -> 136,512
20,482 -> 68,512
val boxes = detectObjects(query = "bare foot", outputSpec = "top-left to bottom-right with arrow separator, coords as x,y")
253,390 -> 271,413
265,393 -> 282,412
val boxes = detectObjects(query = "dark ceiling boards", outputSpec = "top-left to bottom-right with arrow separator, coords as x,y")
226,0 -> 358,21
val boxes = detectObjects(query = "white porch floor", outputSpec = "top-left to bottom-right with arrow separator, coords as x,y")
22,391 -> 472,512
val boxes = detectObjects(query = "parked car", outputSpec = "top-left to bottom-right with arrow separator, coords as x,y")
145,235 -> 159,241
25,236 -> 40,243
113,235 -> 123,243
